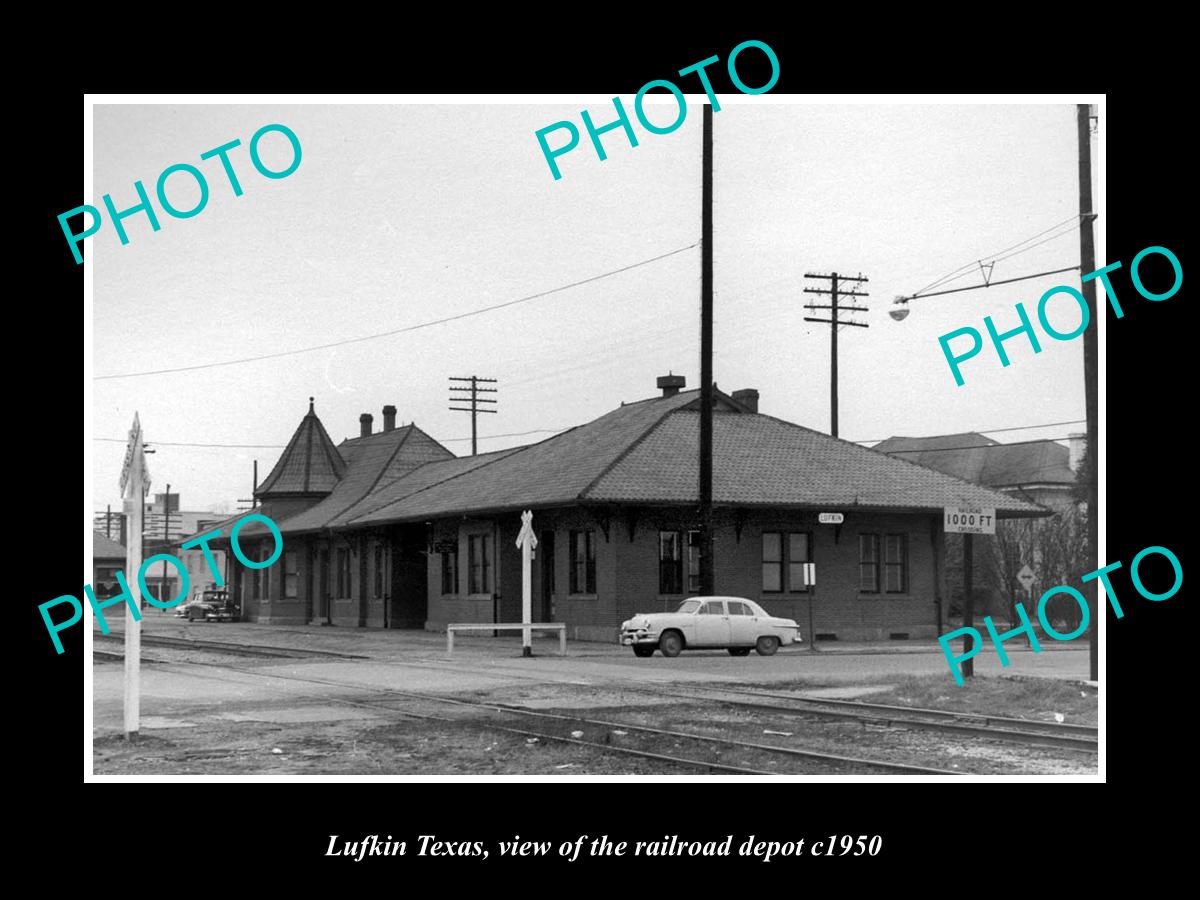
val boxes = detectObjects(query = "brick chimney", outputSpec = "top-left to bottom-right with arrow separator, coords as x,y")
359,413 -> 373,438
1068,432 -> 1086,472
657,374 -> 686,397
731,388 -> 759,412
382,405 -> 397,432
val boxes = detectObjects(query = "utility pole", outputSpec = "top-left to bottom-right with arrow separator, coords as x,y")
962,532 -> 975,680
118,413 -> 148,739
699,103 -> 715,597
1077,103 -> 1099,683
160,484 -> 171,613
449,376 -> 498,456
803,272 -> 870,437
237,460 -> 258,512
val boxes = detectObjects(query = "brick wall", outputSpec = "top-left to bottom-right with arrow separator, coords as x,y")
423,506 -> 942,643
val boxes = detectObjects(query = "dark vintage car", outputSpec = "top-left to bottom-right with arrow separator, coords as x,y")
175,588 -> 239,623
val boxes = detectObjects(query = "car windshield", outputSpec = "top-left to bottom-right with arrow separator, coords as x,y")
676,600 -> 702,614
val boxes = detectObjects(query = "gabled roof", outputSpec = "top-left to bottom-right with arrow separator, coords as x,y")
255,398 -> 346,498
588,412 -> 1041,512
337,391 -> 1044,526
873,432 -> 1076,489
348,446 -> 526,526
343,389 -> 705,523
93,530 -> 125,560
275,424 -> 456,534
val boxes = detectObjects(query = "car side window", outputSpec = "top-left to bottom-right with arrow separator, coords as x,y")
699,601 -> 724,615
728,601 -> 750,616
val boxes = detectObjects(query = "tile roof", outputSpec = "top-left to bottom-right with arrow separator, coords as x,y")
275,425 -> 456,534
348,446 -> 526,526
93,530 -> 126,559
342,390 -> 703,523
255,399 -> 346,497
587,412 -> 1044,513
334,391 -> 1044,525
873,432 -> 1076,488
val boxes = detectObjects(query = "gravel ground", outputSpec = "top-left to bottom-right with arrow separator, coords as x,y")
92,647 -> 1098,776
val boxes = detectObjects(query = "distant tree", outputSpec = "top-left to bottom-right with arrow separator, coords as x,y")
986,504 -> 1088,632
209,500 -> 231,514
1070,439 -> 1093,505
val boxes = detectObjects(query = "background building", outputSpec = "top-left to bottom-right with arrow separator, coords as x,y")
875,431 -> 1086,624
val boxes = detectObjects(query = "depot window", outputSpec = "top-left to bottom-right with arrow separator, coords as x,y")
468,534 -> 491,595
569,530 -> 596,595
860,533 -> 880,593
884,533 -> 908,593
283,550 -> 299,599
762,531 -> 811,593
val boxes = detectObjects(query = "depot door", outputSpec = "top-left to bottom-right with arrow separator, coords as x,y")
318,549 -> 330,622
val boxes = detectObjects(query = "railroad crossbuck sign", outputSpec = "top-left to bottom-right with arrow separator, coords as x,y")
119,412 -> 150,498
515,511 -> 538,657
943,506 -> 996,534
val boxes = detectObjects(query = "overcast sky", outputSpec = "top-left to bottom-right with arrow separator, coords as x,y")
91,100 -> 1095,513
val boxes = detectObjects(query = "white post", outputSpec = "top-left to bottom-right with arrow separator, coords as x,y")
515,510 -> 537,658
122,424 -> 145,739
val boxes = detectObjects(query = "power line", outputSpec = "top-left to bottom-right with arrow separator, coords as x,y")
914,214 -> 1082,296
903,264 -> 1081,302
94,242 -> 699,381
93,427 -> 570,450
97,417 -> 1085,454
94,438 -> 287,448
851,419 -> 1085,445
868,434 -> 1085,454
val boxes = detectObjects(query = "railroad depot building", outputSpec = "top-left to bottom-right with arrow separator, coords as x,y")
198,379 -> 1044,642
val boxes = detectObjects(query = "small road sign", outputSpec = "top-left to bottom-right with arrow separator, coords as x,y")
818,512 -> 844,524
1017,565 -> 1036,590
944,506 -> 996,534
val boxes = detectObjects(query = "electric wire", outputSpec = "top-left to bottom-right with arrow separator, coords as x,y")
92,427 -> 570,449
95,420 -> 1085,452
94,242 -> 700,381
913,215 -> 1083,296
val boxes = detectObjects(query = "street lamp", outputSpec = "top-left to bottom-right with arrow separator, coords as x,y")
888,296 -> 910,322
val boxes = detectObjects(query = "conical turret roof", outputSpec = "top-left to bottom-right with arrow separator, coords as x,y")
255,397 -> 346,498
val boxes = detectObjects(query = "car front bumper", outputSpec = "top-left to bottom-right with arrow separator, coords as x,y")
620,629 -> 659,646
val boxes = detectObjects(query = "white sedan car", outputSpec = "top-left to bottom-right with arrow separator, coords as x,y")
620,596 -> 803,658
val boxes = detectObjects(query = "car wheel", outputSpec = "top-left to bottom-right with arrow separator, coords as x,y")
188,609 -> 200,622
728,648 -> 752,657
659,631 -> 684,658
632,645 -> 655,658
756,636 -> 780,656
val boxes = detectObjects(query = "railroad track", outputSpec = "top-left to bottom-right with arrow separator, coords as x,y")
636,685 -> 1098,753
93,653 -> 960,775
92,636 -> 1095,762
93,632 -> 366,660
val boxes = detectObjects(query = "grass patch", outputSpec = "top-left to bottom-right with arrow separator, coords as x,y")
871,675 -> 1096,725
